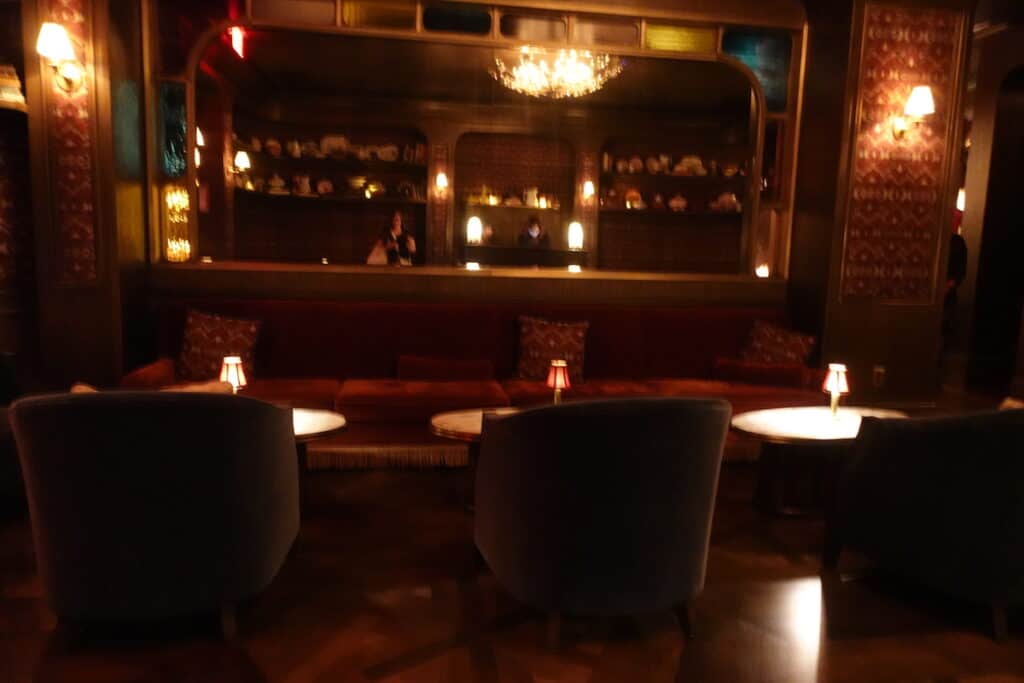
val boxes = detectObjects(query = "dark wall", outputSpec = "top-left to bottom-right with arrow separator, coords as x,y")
787,0 -> 855,352
968,69 -> 1024,391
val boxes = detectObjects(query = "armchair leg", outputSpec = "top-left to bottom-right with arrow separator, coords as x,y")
220,602 -> 238,641
992,604 -> 1009,641
674,602 -> 696,639
546,612 -> 561,649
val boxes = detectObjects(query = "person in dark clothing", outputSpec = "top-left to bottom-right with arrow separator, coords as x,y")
367,211 -> 416,265
517,215 -> 550,248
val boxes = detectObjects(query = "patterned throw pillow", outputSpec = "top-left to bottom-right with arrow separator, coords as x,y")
517,315 -> 588,383
740,320 -> 816,365
177,309 -> 261,382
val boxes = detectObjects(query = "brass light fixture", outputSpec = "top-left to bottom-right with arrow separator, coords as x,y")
492,46 -> 623,99
35,22 -> 84,92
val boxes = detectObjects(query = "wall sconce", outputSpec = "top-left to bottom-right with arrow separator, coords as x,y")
755,263 -> 770,278
36,22 -> 84,92
567,221 -> 584,251
892,85 -> 935,140
956,188 -> 965,212
466,216 -> 482,245
233,150 -> 251,172
581,180 -> 595,203
196,127 -> 205,147
434,171 -> 449,198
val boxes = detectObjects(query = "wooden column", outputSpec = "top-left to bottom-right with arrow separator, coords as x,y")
23,0 -> 124,386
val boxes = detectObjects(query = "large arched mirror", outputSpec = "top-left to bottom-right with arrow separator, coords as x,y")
189,27 -> 761,273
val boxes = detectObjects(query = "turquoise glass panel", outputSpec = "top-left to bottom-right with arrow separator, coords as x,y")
160,81 -> 186,178
722,29 -> 792,112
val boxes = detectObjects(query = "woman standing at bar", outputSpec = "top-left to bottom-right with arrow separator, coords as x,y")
367,211 -> 416,265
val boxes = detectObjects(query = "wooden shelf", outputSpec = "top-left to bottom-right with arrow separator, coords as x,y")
599,209 -> 743,219
241,150 -> 427,175
600,172 -> 747,184
464,203 -> 562,212
236,189 -> 426,206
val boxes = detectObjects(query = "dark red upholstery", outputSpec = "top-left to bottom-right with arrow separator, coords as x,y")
133,298 -> 817,444
148,298 -> 787,381
336,379 -> 510,423
397,355 -> 495,381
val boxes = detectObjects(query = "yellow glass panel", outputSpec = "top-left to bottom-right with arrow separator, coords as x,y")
645,24 -> 717,54
343,1 -> 416,29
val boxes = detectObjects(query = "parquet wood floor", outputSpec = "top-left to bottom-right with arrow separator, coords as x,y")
1,465 -> 1022,682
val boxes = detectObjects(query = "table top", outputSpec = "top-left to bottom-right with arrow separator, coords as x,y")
293,408 -> 347,442
730,406 -> 907,445
430,407 -> 520,442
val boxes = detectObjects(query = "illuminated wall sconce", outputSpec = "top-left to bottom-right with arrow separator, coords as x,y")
892,85 -> 935,140
194,148 -> 202,168
956,188 -> 966,212
567,221 -> 584,251
36,22 -> 84,92
466,216 -> 482,245
581,180 -> 595,203
229,26 -> 245,59
567,264 -> 582,273
196,127 -> 205,147
755,263 -> 770,278
164,185 -> 192,263
434,171 -> 449,198
233,150 -> 251,172
465,261 -> 480,271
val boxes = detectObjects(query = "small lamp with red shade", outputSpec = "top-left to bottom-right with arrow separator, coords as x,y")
822,363 -> 849,416
547,359 -> 571,404
220,355 -> 247,394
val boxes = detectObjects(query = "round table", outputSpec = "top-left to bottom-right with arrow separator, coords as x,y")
430,407 -> 519,511
429,407 -> 520,442
731,406 -> 907,516
292,408 -> 347,516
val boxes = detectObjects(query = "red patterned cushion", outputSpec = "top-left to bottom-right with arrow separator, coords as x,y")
177,309 -> 261,382
516,315 -> 588,383
740,320 -> 816,365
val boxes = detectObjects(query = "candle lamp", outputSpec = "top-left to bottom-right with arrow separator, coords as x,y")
822,363 -> 849,416
220,356 -> 247,394
547,359 -> 571,404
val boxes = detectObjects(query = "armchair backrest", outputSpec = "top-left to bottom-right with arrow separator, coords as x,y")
840,410 -> 1024,603
475,397 -> 731,614
10,392 -> 300,620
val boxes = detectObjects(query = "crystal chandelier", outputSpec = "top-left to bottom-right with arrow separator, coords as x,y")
492,46 -> 623,99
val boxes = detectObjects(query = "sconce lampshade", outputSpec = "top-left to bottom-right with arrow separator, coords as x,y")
435,172 -> 449,193
581,180 -> 595,200
904,86 -> 935,119
567,221 -> 584,251
220,355 -> 247,393
36,22 -> 75,63
547,359 -> 571,391
466,216 -> 482,245
822,363 -> 849,395
233,150 -> 251,171
196,127 -> 205,147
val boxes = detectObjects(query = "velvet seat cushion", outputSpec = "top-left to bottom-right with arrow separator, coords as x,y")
397,355 -> 494,381
335,379 -> 510,423
243,378 -> 343,411
501,379 -> 657,407
647,378 -> 823,415
177,309 -> 261,382
711,356 -> 809,388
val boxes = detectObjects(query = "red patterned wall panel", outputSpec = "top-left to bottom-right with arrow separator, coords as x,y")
46,0 -> 99,284
840,3 -> 964,301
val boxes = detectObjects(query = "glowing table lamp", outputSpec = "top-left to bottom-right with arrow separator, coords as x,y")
547,359 -> 571,404
220,356 -> 247,394
822,363 -> 849,416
